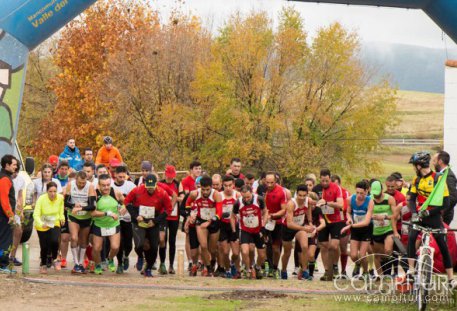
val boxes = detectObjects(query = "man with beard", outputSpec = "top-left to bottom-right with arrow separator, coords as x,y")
432,151 -> 457,225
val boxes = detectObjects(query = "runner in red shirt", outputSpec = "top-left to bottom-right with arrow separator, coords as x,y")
178,160 -> 202,271
316,169 -> 344,281
332,175 -> 350,277
264,172 -> 288,279
226,157 -> 245,180
158,165 -> 180,275
231,185 -> 268,279
185,176 -> 222,276
218,175 -> 241,277
125,174 -> 172,277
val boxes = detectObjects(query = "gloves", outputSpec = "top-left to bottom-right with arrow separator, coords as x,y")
418,210 -> 430,219
230,230 -> 238,242
411,214 -> 420,223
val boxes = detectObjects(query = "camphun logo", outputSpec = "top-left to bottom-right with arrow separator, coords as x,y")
332,253 -> 456,306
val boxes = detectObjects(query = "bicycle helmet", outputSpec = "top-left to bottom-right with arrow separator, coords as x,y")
409,151 -> 431,168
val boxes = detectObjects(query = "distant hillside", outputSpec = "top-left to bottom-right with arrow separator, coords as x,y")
360,42 -> 457,93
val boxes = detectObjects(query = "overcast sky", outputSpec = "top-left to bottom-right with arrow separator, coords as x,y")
152,0 -> 457,50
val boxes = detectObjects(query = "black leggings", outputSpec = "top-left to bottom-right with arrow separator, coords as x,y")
407,213 -> 452,270
37,228 -> 61,266
133,223 -> 160,270
159,220 -> 179,267
116,221 -> 133,263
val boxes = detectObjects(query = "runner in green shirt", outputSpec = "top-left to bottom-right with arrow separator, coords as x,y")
91,174 -> 126,275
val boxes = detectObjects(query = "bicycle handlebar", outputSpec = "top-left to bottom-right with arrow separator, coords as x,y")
403,221 -> 457,233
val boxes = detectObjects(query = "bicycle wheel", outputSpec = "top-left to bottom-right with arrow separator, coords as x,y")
417,254 -> 432,311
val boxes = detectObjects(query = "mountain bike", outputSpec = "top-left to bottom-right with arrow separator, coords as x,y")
403,221 -> 457,311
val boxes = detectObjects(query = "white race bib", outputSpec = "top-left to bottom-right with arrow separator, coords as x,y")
353,215 -> 365,224
373,213 -> 390,228
101,227 -> 116,237
321,205 -> 334,215
265,219 -> 276,231
293,214 -> 305,226
171,202 -> 178,217
42,216 -> 55,228
76,211 -> 87,216
223,204 -> 233,216
200,207 -> 215,220
139,205 -> 156,219
243,215 -> 259,228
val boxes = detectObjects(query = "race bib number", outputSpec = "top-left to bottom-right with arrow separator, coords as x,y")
293,214 -> 305,225
373,214 -> 390,228
223,204 -> 233,217
101,227 -> 116,237
41,216 -> 55,228
265,219 -> 276,231
243,215 -> 259,228
321,205 -> 334,215
353,215 -> 365,224
401,223 -> 409,235
139,205 -> 155,219
200,207 -> 215,220
76,211 -> 87,216
171,203 -> 178,217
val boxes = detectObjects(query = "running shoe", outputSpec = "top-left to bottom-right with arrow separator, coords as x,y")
123,257 -> 129,271
225,271 -> 232,279
187,262 -> 192,272
0,265 -> 16,274
230,264 -> 237,277
10,257 -> 22,266
136,257 -> 144,271
108,259 -> 116,272
116,265 -> 123,274
79,264 -> 86,274
280,270 -> 288,280
273,269 -> 280,280
83,259 -> 89,269
46,256 -> 53,268
168,267 -> 176,274
94,264 -> 103,275
255,266 -> 263,280
190,264 -> 198,277
292,267 -> 299,276
352,263 -> 361,277
301,270 -> 311,280
151,263 -> 157,271
159,263 -> 168,275
60,258 -> 67,269
144,269 -> 153,278
71,264 -> 81,274
201,268 -> 209,277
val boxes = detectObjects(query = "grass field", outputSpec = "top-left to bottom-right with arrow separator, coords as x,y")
370,90 -> 444,183
387,90 -> 444,139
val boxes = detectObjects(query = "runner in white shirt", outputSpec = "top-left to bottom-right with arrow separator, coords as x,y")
111,165 -> 135,273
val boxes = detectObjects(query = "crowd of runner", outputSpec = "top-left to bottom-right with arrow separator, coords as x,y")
0,137 -> 456,288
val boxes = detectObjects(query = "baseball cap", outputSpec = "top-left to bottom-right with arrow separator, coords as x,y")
109,158 -> 121,167
103,136 -> 113,144
48,155 -> 59,165
144,174 -> 157,188
370,180 -> 382,196
141,161 -> 152,171
165,165 -> 176,178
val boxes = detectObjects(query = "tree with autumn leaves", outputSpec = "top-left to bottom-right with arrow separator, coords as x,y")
23,0 -> 396,185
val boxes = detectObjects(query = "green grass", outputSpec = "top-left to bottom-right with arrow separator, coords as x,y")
118,293 -> 456,311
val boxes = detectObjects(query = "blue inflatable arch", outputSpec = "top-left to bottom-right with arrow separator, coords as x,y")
292,0 -> 457,44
